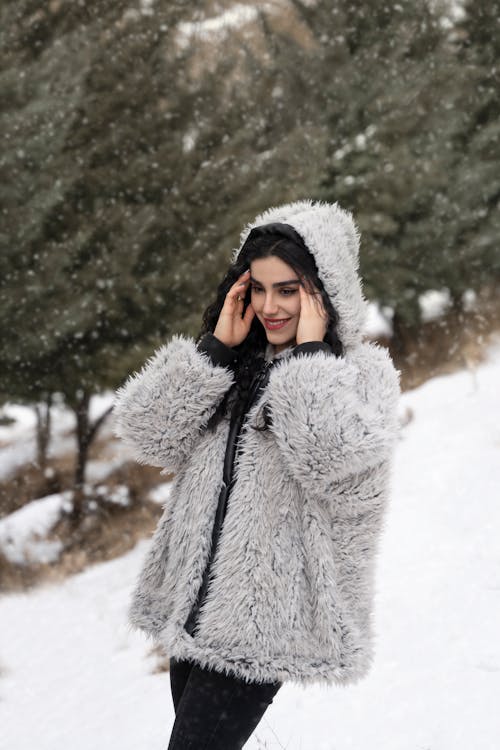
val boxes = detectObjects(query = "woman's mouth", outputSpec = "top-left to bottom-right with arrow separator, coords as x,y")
263,318 -> 291,331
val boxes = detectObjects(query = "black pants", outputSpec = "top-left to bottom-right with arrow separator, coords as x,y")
167,656 -> 282,749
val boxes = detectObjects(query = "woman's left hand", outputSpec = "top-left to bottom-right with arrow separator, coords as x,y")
296,279 -> 329,345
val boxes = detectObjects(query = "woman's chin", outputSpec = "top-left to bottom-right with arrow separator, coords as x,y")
267,333 -> 297,351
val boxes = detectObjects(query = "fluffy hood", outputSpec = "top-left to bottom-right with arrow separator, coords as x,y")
231,199 -> 369,349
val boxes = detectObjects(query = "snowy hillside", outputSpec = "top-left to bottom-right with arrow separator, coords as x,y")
1,335 -> 499,750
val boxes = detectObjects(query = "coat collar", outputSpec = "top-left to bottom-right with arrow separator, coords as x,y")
264,341 -> 294,363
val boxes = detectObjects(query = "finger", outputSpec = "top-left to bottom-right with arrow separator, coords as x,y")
243,302 -> 255,325
228,275 -> 250,304
299,281 -> 326,320
299,277 -> 323,304
224,290 -> 244,312
299,282 -> 313,309
313,293 -> 328,321
299,274 -> 312,293
306,279 -> 319,295
298,283 -> 308,310
307,285 -> 320,304
229,269 -> 250,292
298,274 -> 308,291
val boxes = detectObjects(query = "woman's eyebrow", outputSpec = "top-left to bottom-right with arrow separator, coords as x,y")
250,276 -> 301,288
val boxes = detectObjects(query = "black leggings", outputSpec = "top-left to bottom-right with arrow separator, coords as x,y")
167,656 -> 282,749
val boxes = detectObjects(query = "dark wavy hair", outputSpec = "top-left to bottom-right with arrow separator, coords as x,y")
196,227 -> 344,432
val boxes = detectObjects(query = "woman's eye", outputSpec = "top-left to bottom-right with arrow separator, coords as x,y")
250,286 -> 297,295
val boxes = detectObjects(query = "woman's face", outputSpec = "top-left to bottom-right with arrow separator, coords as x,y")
249,256 -> 302,353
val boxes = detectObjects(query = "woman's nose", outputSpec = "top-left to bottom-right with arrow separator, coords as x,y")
262,295 -> 279,315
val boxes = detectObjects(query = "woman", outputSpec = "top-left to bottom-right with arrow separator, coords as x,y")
113,199 -> 401,749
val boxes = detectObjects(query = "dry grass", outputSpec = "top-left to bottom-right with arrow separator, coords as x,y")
0,461 -> 63,518
150,643 -> 171,674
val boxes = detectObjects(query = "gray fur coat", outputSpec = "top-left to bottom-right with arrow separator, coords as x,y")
113,200 -> 401,687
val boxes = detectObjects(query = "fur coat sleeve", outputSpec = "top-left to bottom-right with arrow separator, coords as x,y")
265,341 -> 401,506
112,334 -> 235,474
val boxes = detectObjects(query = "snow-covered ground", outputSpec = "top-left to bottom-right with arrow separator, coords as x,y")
1,335 -> 499,750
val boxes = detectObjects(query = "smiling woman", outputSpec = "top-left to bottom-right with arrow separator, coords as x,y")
112,199 -> 401,750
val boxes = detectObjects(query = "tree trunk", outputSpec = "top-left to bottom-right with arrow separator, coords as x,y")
69,390 -> 114,525
34,392 -> 53,472
391,309 -> 407,355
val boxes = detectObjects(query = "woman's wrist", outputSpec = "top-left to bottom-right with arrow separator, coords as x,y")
197,333 -> 239,369
212,332 -> 233,349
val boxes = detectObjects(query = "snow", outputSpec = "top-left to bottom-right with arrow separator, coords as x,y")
176,4 -> 260,48
364,300 -> 393,338
1,336 -> 500,748
419,287 -> 453,321
0,490 -> 71,565
148,482 -> 173,506
139,0 -> 155,17
182,127 -> 198,154
462,287 -> 478,311
86,457 -> 129,483
95,484 -> 131,507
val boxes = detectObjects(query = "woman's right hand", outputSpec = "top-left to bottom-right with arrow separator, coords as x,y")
213,269 -> 255,348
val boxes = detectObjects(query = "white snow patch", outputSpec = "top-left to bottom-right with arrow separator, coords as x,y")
139,0 -> 154,16
86,457 -> 127,483
419,286 -> 453,321
94,484 -> 131,507
148,482 -> 173,506
364,300 -> 393,338
462,288 -> 478,311
0,491 -> 72,565
179,4 -> 257,36
176,2 -> 288,47
182,127 -> 198,153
